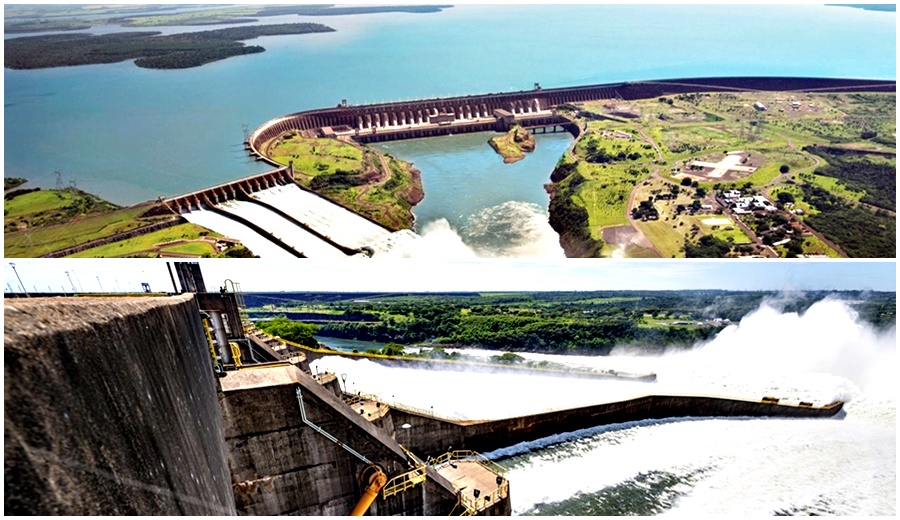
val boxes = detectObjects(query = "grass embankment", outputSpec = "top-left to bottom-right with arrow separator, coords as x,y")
488,125 -> 535,163
4,187 -> 227,258
67,223 -> 223,258
549,91 -> 895,257
265,133 -> 423,230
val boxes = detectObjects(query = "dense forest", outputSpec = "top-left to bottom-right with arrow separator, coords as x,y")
245,291 -> 896,354
804,146 -> 896,211
4,23 -> 335,70
799,184 -> 896,258
547,161 -> 604,257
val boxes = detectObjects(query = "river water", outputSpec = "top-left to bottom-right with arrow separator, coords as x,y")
373,131 -> 571,256
311,298 -> 896,515
4,4 -> 894,207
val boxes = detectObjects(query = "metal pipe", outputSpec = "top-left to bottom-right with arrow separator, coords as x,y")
166,262 -> 179,294
295,386 -> 371,464
349,465 -> 387,516
209,311 -> 232,364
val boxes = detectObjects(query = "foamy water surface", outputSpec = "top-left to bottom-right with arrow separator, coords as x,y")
311,298 -> 896,515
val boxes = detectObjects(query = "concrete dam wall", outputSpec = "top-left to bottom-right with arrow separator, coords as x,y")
4,293 -> 844,516
218,366 -> 466,516
247,76 -> 895,157
4,296 -> 235,515
391,394 -> 844,459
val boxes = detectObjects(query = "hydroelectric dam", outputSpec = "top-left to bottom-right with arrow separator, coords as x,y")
5,263 -> 846,515
144,76 -> 894,258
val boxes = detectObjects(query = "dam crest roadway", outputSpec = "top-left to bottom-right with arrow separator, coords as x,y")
158,77 -> 894,258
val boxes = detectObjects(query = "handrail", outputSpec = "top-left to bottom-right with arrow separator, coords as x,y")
381,464 -> 427,498
429,450 -> 507,477
459,479 -> 508,514
429,451 -> 509,514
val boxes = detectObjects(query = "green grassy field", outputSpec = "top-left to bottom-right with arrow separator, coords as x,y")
67,223 -> 220,258
5,205 -> 154,258
269,133 -> 364,177
551,90 -> 895,257
266,134 -> 422,230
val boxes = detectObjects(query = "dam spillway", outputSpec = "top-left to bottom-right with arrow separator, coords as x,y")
164,169 -> 422,258
5,293 -> 848,515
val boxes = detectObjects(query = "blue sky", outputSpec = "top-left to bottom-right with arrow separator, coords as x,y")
3,259 -> 896,294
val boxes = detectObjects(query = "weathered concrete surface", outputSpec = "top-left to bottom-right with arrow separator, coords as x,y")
219,364 -> 460,515
391,394 -> 844,458
4,296 -> 235,515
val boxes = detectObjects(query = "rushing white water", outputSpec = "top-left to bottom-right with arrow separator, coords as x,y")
181,209 -> 297,259
252,184 -> 392,249
311,298 -> 896,515
401,201 -> 565,259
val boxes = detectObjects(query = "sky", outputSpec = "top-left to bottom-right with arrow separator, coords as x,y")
2,259 -> 896,294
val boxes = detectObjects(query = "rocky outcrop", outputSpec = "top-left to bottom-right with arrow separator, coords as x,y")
489,125 -> 536,163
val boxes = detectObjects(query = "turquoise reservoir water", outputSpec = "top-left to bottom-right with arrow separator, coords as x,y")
4,5 -> 895,204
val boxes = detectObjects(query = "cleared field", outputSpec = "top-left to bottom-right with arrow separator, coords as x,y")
67,223 -> 220,258
5,206 -> 155,258
551,90 -> 895,257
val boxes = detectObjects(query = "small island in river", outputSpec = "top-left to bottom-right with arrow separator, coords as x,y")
489,125 -> 536,163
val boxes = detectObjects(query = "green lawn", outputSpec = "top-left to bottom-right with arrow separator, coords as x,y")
4,190 -> 75,218
67,223 -> 220,258
5,206 -> 154,258
268,134 -> 364,177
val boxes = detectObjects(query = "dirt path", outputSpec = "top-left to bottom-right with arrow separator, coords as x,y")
351,153 -> 404,229
620,128 -> 665,257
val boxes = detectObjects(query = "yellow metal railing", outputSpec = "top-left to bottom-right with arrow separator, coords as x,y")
201,317 -> 219,367
230,342 -> 243,368
449,495 -> 475,516
459,479 -> 508,514
429,450 -> 507,477
381,464 -> 427,498
429,451 -> 509,515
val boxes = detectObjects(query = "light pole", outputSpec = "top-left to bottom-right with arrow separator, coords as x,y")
9,263 -> 28,297
65,271 -> 77,292
96,276 -> 104,293
401,423 -> 412,448
71,270 -> 84,292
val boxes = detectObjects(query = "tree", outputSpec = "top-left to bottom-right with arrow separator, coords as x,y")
381,343 -> 405,356
776,192 -> 795,204
256,316 -> 319,347
779,164 -> 791,174
492,352 -> 525,364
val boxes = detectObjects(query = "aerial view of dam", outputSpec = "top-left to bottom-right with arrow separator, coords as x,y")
4,4 -> 896,258
4,260 -> 897,515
